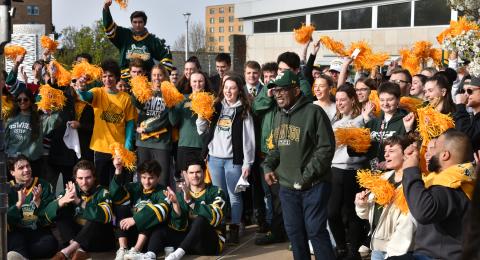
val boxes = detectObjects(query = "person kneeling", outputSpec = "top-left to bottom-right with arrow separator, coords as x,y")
111,159 -> 170,260
49,160 -> 115,260
157,159 -> 226,260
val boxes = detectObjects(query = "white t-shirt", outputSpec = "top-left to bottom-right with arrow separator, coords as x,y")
313,101 -> 336,124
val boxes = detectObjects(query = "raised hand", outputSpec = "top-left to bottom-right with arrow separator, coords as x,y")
402,143 -> 420,170
32,184 -> 43,208
362,101 -> 375,122
354,190 -> 370,206
16,188 -> 27,209
104,0 -> 112,8
403,112 -> 415,132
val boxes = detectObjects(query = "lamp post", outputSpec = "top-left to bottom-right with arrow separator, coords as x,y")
183,12 -> 191,62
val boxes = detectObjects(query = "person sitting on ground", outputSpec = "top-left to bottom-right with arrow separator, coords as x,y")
6,155 -> 57,260
402,129 -> 475,260
49,160 -> 115,260
110,159 -> 170,260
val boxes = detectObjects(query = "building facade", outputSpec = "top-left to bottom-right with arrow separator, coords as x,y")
12,0 -> 53,34
205,3 -> 244,53
236,0 -> 455,65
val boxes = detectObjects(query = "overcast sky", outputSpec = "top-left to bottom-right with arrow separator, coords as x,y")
52,0 -> 236,47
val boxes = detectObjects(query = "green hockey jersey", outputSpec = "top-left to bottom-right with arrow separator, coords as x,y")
109,175 -> 170,231
43,184 -> 113,225
7,177 -> 55,230
169,184 -> 227,253
102,8 -> 173,72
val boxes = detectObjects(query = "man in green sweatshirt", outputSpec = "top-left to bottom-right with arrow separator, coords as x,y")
262,70 -> 336,260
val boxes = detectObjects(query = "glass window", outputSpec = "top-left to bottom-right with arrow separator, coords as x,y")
280,16 -> 306,32
209,46 -> 215,52
219,46 -> 225,52
378,2 -> 411,27
209,37 -> 215,42
239,25 -> 243,32
27,5 -> 40,16
228,6 -> 234,13
210,18 -> 215,24
311,11 -> 339,30
219,27 -> 224,33
229,16 -> 234,22
341,7 -> 372,29
229,26 -> 234,32
219,7 -> 224,14
253,19 -> 277,33
219,17 -> 225,23
414,0 -> 451,26
209,27 -> 214,33
219,36 -> 224,42
209,8 -> 215,15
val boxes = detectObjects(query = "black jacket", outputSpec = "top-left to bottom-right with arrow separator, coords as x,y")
402,167 -> 470,260
454,104 -> 480,152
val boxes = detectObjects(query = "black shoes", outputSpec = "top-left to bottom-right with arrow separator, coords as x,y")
254,231 -> 287,245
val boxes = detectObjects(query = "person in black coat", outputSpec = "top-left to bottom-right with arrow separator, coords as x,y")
454,76 -> 480,152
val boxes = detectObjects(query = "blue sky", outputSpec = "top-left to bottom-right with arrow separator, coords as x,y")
52,0 -> 236,46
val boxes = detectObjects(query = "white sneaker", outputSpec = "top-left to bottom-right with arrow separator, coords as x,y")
7,251 -> 27,260
142,251 -> 156,260
124,247 -> 142,260
165,248 -> 186,260
308,240 -> 314,255
358,245 -> 371,257
115,247 -> 129,260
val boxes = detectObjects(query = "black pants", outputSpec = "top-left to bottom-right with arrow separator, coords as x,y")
137,147 -> 171,186
94,151 -> 116,187
148,216 -> 220,255
56,210 -> 115,251
270,183 -> 287,239
251,156 -> 267,225
7,227 -> 58,258
49,164 -> 74,187
327,167 -> 364,251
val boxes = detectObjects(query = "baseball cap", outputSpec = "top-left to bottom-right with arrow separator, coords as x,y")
266,70 -> 299,89
329,58 -> 343,73
468,76 -> 480,87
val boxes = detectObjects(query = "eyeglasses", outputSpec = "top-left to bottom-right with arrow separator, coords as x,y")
272,87 -> 290,95
390,79 -> 409,85
466,88 -> 480,95
16,97 -> 30,103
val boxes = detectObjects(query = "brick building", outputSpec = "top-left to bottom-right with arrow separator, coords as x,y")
12,0 -> 53,34
205,3 -> 244,53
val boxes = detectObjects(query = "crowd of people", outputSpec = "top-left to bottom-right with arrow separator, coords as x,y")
2,1 -> 480,260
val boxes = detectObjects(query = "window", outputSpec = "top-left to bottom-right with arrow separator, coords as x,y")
311,11 -> 339,31
414,0 -> 451,26
229,26 -> 234,32
209,46 -> 215,52
209,37 -> 215,42
219,17 -> 225,23
239,25 -> 243,32
219,27 -> 224,33
209,8 -> 215,15
378,2 -> 411,28
219,36 -> 224,42
229,16 -> 234,22
27,5 -> 40,16
228,6 -> 234,13
209,27 -> 214,33
210,18 -> 215,24
219,7 -> 224,13
341,7 -> 372,29
280,16 -> 306,32
219,46 -> 225,51
253,19 -> 277,33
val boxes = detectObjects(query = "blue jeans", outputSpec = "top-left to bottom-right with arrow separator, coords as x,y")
259,164 -> 272,224
279,182 -> 335,260
208,156 -> 243,224
371,250 -> 386,260
413,254 -> 433,260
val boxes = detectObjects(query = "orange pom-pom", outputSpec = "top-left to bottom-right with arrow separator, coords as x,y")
416,105 -> 455,146
161,81 -> 184,108
334,127 -> 371,153
4,45 -> 26,60
294,24 -> 315,44
399,96 -> 423,113
393,189 -> 409,214
49,60 -> 72,86
190,91 -> 215,121
110,142 -> 136,171
400,48 -> 421,76
130,76 -> 153,104
436,17 -> 479,44
1,96 -> 14,119
40,36 -> 58,53
115,0 -> 128,9
356,169 -> 396,206
347,41 -> 389,71
368,90 -> 381,117
319,36 -> 349,56
71,61 -> 103,83
36,84 -> 66,111
413,41 -> 432,59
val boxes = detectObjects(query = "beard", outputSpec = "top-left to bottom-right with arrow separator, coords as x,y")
428,155 -> 441,172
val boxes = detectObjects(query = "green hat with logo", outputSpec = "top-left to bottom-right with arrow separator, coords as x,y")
266,70 -> 299,89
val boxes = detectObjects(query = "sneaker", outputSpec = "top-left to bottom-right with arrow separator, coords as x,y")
165,248 -> 185,260
124,247 -> 142,260
308,240 -> 314,255
72,249 -> 90,260
7,251 -> 27,260
254,231 -> 286,245
115,247 -> 129,260
142,251 -> 157,260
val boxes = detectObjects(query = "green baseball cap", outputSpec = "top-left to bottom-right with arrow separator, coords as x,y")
266,70 -> 299,89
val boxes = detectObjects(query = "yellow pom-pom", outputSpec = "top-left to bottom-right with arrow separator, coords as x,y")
4,45 -> 26,61
161,81 -> 184,108
368,90 -> 381,117
41,36 -> 58,53
110,142 -> 136,171
294,24 -> 315,44
416,105 -> 455,146
49,61 -> 72,87
71,61 -> 103,83
399,96 -> 423,113
1,96 -> 15,119
115,0 -> 128,9
348,41 -> 389,71
190,91 -> 215,121
400,48 -> 421,76
36,84 -> 66,111
393,189 -> 409,214
334,127 -> 371,153
356,169 -> 396,206
130,76 -> 153,104
319,36 -> 349,57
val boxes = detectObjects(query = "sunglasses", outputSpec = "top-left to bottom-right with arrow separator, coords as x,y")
16,97 -> 30,103
466,88 -> 480,95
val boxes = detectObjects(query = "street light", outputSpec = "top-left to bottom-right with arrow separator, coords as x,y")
183,12 -> 191,62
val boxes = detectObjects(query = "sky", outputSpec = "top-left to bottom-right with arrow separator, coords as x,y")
52,0 -> 237,47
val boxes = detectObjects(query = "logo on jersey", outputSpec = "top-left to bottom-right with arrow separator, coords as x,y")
217,114 -> 233,131
144,96 -> 166,117
272,123 -> 301,146
126,44 -> 151,61
100,103 -> 124,124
